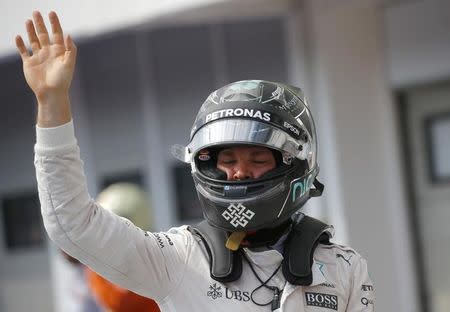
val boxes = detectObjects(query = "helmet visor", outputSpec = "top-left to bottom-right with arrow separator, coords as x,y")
173,119 -> 316,171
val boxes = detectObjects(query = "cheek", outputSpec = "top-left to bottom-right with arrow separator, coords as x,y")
253,163 -> 276,179
253,168 -> 267,179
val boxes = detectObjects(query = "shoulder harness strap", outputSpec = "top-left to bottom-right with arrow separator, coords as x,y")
282,215 -> 331,285
189,220 -> 242,283
188,215 -> 331,285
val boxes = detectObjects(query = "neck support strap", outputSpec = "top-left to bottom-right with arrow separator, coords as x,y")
188,214 -> 332,285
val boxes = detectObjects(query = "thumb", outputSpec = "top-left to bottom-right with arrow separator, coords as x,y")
64,35 -> 77,67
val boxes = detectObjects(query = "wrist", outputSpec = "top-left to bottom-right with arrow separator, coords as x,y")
35,88 -> 69,105
37,93 -> 72,128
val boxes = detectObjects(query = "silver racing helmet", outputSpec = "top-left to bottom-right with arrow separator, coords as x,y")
173,80 -> 324,232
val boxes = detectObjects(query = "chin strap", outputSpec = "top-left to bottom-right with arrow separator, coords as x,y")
226,232 -> 247,251
188,214 -> 332,285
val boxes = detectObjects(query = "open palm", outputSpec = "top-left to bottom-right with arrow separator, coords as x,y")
16,11 -> 76,100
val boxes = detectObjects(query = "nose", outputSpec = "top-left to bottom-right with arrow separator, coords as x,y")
232,162 -> 252,180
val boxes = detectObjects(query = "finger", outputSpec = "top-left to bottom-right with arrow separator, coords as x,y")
49,11 -> 64,45
15,35 -> 30,60
64,35 -> 77,67
26,19 -> 41,53
32,11 -> 50,46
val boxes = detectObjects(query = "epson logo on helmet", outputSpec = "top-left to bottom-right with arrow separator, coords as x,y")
283,121 -> 300,136
205,108 -> 271,123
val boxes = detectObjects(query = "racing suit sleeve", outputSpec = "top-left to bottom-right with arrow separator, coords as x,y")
35,120 -> 192,301
346,255 -> 375,311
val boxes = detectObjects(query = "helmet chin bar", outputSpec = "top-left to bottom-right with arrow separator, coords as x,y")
194,164 -> 319,233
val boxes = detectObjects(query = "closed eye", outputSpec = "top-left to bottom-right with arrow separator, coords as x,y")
253,160 -> 269,164
219,159 -> 236,165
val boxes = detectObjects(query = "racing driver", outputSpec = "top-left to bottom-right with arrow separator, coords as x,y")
16,10 -> 375,312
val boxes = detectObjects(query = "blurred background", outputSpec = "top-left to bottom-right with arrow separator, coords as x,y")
0,0 -> 449,311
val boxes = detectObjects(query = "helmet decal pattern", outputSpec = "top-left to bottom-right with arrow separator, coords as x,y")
292,175 -> 315,203
222,203 -> 255,228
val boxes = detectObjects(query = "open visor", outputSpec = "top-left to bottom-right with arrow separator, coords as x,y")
172,119 -> 317,170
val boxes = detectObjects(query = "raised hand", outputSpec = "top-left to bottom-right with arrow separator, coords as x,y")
16,11 -> 76,127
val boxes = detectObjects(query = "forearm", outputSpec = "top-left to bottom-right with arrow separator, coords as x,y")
35,121 -> 96,260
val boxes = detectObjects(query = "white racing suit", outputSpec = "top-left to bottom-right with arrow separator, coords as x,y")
35,121 -> 375,311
